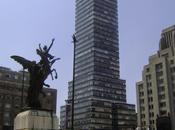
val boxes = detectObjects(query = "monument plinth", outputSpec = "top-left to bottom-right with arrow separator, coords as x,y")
14,110 -> 59,130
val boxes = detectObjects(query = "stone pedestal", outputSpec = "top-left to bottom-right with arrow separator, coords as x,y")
14,110 -> 58,130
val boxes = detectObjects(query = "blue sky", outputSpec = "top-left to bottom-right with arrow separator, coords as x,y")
0,0 -> 175,116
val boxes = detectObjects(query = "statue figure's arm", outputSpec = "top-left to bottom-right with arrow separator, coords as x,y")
46,38 -> 55,53
39,44 -> 43,52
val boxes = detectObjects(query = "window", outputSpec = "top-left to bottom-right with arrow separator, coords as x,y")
4,121 -> 10,126
139,84 -> 143,90
146,75 -> 151,81
173,92 -> 175,96
156,71 -> 163,76
160,110 -> 166,115
47,92 -> 51,96
150,119 -> 155,124
146,68 -> 150,72
162,53 -> 169,58
149,105 -> 154,109
156,63 -> 163,71
147,82 -> 152,88
5,95 -> 11,100
148,97 -> 153,102
4,103 -> 11,109
159,102 -> 166,107
157,79 -> 164,84
170,60 -> 174,65
170,67 -> 175,73
141,114 -> 145,118
159,94 -> 165,100
24,77 -> 27,81
0,95 -> 4,99
140,99 -> 144,104
141,107 -> 145,111
158,86 -> 165,92
4,112 -> 10,118
140,92 -> 144,97
148,89 -> 152,95
5,74 -> 11,78
14,75 -> 18,79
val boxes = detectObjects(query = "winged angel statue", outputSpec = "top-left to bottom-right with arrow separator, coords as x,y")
11,39 -> 59,108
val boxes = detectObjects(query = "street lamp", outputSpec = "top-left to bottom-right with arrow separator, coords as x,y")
21,68 -> 25,111
71,34 -> 77,130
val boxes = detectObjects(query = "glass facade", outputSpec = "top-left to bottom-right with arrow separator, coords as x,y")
60,0 -> 136,130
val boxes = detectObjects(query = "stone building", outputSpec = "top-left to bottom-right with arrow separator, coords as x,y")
136,25 -> 175,130
0,66 -> 57,130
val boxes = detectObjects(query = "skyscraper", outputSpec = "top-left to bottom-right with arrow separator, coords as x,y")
136,25 -> 175,130
60,0 -> 136,129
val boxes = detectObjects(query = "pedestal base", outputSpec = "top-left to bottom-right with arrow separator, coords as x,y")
14,110 -> 58,130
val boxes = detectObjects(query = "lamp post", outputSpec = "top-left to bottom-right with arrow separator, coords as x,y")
71,34 -> 77,130
21,68 -> 25,111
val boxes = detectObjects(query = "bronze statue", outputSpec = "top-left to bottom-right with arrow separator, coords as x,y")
11,39 -> 59,109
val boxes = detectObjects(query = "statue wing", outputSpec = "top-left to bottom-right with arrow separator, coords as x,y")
11,55 -> 34,69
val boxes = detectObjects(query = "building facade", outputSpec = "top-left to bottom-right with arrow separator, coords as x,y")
136,25 -> 175,130
0,67 -> 57,130
60,0 -> 136,130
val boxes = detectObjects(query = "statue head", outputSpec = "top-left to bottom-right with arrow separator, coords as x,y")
43,45 -> 48,52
